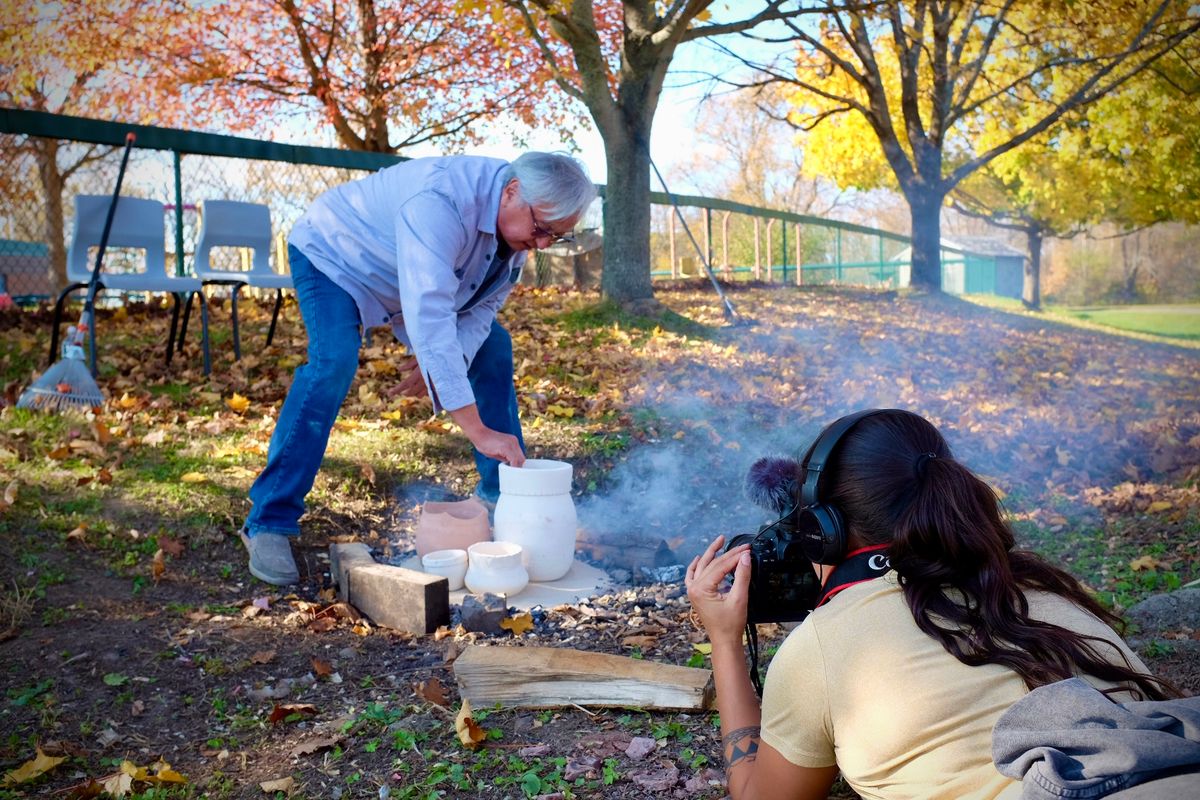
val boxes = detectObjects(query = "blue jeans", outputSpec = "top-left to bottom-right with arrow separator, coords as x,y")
244,245 -> 522,537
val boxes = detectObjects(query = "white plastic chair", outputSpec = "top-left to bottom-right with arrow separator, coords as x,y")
52,194 -> 210,374
191,199 -> 292,360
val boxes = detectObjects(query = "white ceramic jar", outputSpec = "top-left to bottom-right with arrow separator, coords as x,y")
421,548 -> 468,591
493,459 -> 577,582
464,541 -> 529,597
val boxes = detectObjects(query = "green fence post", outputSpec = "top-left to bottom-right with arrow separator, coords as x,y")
782,219 -> 789,283
173,150 -> 185,277
836,228 -> 843,283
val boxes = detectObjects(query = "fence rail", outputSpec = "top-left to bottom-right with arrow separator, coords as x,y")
0,108 -> 1009,303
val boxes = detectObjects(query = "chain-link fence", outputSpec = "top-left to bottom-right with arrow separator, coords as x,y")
0,109 -> 1001,305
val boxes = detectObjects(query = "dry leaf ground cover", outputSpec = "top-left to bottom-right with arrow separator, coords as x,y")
0,283 -> 1198,799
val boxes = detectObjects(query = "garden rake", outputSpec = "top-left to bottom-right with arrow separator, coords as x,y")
18,132 -> 136,412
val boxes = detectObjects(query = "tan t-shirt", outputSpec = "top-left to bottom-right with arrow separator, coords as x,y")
759,572 -> 1148,800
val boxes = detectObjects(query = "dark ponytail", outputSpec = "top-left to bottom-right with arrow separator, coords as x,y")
822,410 -> 1175,701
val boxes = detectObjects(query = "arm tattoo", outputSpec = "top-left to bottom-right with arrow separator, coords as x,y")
722,725 -> 761,770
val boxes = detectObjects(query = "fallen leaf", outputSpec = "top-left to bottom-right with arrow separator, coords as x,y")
1055,446 -> 1071,467
360,463 -> 376,485
226,393 -> 251,414
157,536 -> 185,557
3,480 -> 18,505
101,770 -> 133,797
180,472 -> 207,484
69,439 -> 105,457
137,759 -> 186,786
91,420 -> 113,444
622,634 -> 659,649
308,617 -> 336,633
268,703 -> 317,725
2,746 -> 67,786
1130,555 -> 1162,572
259,776 -> 294,794
47,445 -> 71,460
290,734 -> 342,757
315,602 -> 362,622
96,468 -> 113,485
692,642 -> 712,655
311,657 -> 333,678
141,429 -> 166,447
413,677 -> 450,707
151,549 -> 165,583
1147,500 -> 1173,513
62,777 -> 103,799
351,620 -> 372,636
499,612 -> 534,636
67,525 -> 88,544
455,699 -> 486,749
250,650 -> 276,665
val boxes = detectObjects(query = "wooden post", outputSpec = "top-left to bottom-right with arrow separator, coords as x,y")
766,219 -> 776,282
721,211 -> 732,278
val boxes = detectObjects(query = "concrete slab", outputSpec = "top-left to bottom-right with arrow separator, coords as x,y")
400,556 -> 613,610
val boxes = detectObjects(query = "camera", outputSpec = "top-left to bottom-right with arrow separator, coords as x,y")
726,517 -> 821,624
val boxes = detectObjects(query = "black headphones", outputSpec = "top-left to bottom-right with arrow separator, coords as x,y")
792,409 -> 887,565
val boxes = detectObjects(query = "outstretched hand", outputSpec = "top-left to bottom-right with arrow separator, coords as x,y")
686,535 -> 752,647
395,357 -> 428,398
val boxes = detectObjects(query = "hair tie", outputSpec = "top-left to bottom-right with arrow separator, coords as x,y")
914,452 -> 938,476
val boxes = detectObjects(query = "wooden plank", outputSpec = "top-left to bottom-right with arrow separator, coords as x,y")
454,645 -> 714,711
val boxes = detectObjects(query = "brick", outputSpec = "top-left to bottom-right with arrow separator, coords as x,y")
329,543 -> 449,634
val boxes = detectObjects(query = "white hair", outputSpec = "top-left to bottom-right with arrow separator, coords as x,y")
503,151 -> 596,222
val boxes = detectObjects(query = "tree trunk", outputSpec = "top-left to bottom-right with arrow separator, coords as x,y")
1022,227 -> 1043,310
907,189 -> 944,291
598,116 -> 654,304
35,137 -> 68,292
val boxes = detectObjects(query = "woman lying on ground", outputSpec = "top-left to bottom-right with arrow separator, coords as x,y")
687,408 -> 1175,800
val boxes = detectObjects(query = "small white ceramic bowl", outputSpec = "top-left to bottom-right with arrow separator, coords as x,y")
465,541 -> 529,596
421,548 -> 468,591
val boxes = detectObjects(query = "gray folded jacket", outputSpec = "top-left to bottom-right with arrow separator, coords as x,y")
992,677 -> 1200,799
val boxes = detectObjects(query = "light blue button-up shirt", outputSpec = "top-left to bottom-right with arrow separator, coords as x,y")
288,156 -> 525,413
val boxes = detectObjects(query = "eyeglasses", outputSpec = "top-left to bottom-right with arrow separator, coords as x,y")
530,207 -> 575,245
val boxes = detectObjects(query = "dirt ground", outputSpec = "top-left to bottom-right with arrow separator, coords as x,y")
4,511 -> 1196,800
2,285 -> 1198,798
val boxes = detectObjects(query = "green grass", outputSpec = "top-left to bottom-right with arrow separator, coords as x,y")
965,297 -> 1200,346
1064,305 -> 1200,339
556,299 -> 719,341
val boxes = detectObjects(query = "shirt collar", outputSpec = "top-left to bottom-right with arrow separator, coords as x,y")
478,164 -> 510,237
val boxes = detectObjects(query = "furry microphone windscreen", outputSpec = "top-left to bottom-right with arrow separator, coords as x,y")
746,456 -> 803,515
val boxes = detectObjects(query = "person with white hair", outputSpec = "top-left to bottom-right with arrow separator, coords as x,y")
240,151 -> 596,585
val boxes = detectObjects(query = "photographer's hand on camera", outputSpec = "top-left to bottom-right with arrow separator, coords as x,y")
686,535 -> 752,645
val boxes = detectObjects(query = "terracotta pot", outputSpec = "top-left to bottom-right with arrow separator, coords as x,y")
465,541 -> 529,597
421,549 -> 468,591
494,459 -> 577,582
414,498 -> 491,558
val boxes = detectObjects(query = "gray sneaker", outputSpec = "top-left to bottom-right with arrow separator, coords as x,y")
240,530 -> 299,585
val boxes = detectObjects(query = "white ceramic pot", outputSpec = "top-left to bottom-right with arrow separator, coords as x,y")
421,548 -> 468,591
493,459 -> 577,582
464,541 -> 529,597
